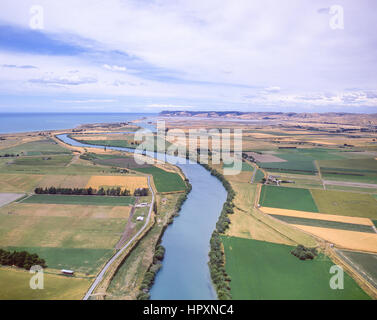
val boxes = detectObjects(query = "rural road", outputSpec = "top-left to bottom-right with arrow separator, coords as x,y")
323,180 -> 377,189
83,176 -> 155,300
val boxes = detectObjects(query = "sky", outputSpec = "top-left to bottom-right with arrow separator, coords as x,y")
0,0 -> 376,113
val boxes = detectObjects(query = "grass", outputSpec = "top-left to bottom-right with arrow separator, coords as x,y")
0,267 -> 90,300
311,189 -> 377,219
12,155 -> 73,167
0,214 -> 126,249
259,185 -> 319,212
269,214 -> 375,233
222,236 -> 370,300
133,166 -> 186,193
0,139 -> 71,156
5,246 -> 114,275
319,158 -> 377,184
253,169 -> 265,183
0,174 -> 45,192
22,194 -> 135,206
223,161 -> 254,171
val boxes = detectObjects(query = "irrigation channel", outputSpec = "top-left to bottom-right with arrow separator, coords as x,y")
57,132 -> 227,300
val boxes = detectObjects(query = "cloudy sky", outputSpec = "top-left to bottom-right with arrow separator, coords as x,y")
0,0 -> 376,113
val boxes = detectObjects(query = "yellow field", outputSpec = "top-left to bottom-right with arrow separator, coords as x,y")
38,175 -> 91,189
225,181 -> 317,247
0,203 -> 131,219
0,267 -> 89,300
291,224 -> 377,253
0,174 -> 44,192
86,175 -> 148,193
260,207 -> 374,226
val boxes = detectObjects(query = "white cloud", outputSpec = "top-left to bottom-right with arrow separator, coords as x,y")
103,64 -> 127,72
0,0 -> 376,111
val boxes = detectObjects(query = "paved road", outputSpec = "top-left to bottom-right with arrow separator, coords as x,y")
83,176 -> 155,300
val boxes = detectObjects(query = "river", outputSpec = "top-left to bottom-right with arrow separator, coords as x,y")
57,132 -> 227,300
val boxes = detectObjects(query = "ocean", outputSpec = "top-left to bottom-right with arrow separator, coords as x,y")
0,113 -> 157,134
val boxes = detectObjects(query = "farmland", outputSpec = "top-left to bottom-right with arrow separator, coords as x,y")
259,185 -> 319,212
311,189 -> 377,219
21,194 -> 136,206
0,268 -> 90,300
133,166 -> 186,193
222,236 -> 370,300
86,175 -> 148,193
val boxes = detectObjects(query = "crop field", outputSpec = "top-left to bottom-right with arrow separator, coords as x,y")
1,203 -> 132,219
258,160 -> 317,175
221,236 -> 369,299
0,213 -> 127,249
37,175 -> 91,189
319,158 -> 377,184
5,246 -> 114,275
269,214 -> 375,233
86,175 -> 148,193
291,225 -> 377,253
0,139 -> 71,156
0,174 -> 45,192
311,189 -> 377,219
253,169 -> 265,183
0,268 -> 90,300
226,182 -> 316,246
133,166 -> 186,193
259,185 -> 319,212
223,161 -> 254,171
12,155 -> 73,167
88,153 -> 151,169
22,194 -> 135,206
338,250 -> 377,289
260,207 -> 374,226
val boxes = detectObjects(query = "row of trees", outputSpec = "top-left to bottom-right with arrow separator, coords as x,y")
137,244 -> 166,300
137,178 -> 192,300
0,153 -> 18,158
0,249 -> 47,270
201,163 -> 235,300
34,186 -> 132,196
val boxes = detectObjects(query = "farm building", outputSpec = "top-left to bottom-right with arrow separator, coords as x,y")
136,216 -> 144,221
61,269 -> 75,275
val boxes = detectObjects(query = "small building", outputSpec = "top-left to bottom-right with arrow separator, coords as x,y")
61,269 -> 75,276
136,216 -> 144,221
136,203 -> 149,208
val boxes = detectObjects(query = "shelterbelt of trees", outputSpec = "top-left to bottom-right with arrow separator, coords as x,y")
0,249 -> 47,270
34,186 -> 149,197
201,164 -> 235,300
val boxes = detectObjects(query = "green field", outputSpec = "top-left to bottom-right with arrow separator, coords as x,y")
259,185 -> 319,212
5,246 -> 113,275
0,214 -> 126,249
22,194 -> 135,206
269,214 -> 375,233
0,139 -> 71,156
319,158 -> 377,184
222,236 -> 370,299
0,268 -> 90,300
338,250 -> 377,290
133,166 -> 186,193
311,189 -> 377,219
223,161 -> 254,171
253,169 -> 265,183
12,155 -> 73,167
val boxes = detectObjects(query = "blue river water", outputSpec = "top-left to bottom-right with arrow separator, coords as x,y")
57,131 -> 227,300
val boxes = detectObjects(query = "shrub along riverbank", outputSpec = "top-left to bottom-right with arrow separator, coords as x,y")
136,179 -> 192,300
201,163 -> 235,300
